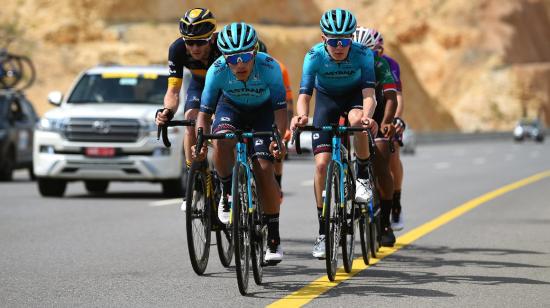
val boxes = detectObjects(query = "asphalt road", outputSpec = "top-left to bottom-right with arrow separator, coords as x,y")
1,140 -> 549,307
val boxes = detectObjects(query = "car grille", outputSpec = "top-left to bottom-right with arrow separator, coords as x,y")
63,118 -> 140,143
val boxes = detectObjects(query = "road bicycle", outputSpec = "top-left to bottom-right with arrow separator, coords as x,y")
158,119 -> 233,275
292,124 -> 368,281
196,124 -> 283,295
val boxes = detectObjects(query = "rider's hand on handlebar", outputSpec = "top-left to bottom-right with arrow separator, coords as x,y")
155,108 -> 174,126
290,115 -> 308,131
361,116 -> 378,137
269,140 -> 287,161
191,144 -> 208,161
381,123 -> 396,139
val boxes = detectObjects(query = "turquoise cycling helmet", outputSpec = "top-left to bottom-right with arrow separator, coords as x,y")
320,9 -> 357,36
217,22 -> 258,54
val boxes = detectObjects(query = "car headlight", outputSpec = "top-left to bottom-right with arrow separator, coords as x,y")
141,120 -> 158,133
37,117 -> 65,132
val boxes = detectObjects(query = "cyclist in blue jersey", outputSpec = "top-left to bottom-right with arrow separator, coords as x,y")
354,27 -> 399,246
195,23 -> 288,263
290,9 -> 379,259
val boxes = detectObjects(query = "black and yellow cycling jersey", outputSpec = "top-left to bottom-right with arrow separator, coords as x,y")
167,34 -> 222,88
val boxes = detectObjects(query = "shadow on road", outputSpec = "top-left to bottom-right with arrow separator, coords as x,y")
248,243 -> 550,299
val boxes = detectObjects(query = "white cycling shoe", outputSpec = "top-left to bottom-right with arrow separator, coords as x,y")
265,242 -> 283,263
391,210 -> 404,231
218,196 -> 231,224
312,235 -> 326,259
355,178 -> 373,203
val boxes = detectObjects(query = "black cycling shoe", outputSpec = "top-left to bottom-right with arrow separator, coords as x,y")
380,227 -> 396,247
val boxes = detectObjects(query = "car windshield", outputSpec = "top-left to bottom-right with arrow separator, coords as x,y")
67,73 -> 168,104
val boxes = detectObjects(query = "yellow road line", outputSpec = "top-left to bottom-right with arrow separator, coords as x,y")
267,170 -> 550,308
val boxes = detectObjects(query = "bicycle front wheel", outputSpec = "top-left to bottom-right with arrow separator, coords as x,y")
232,163 -> 251,295
359,211 -> 371,265
249,174 -> 266,285
213,170 -> 233,267
324,161 -> 341,281
341,165 -> 356,273
185,162 -> 211,275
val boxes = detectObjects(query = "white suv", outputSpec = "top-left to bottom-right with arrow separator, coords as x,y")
33,65 -> 189,197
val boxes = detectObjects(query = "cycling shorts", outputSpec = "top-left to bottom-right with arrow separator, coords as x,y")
312,88 -> 363,155
212,96 -> 275,161
184,77 -> 204,112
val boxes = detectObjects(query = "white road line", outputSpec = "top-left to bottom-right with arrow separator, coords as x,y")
473,157 -> 486,165
301,179 -> 314,186
149,198 -> 182,207
434,162 -> 450,169
505,154 -> 515,161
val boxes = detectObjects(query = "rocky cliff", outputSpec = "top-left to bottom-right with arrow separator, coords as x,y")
2,0 -> 549,131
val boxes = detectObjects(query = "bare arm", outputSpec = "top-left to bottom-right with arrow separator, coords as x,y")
163,85 -> 181,112
361,88 -> 377,118
290,94 -> 311,129
395,91 -> 404,118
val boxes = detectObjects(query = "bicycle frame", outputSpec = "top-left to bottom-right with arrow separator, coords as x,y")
321,126 -> 352,218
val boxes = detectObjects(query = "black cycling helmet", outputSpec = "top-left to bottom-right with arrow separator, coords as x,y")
179,8 -> 216,39
256,40 -> 268,53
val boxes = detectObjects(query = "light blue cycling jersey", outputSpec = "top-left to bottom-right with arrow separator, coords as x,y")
200,52 -> 287,114
299,42 -> 376,96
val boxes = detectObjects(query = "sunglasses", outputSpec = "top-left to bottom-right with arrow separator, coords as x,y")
225,52 -> 255,65
184,37 -> 211,47
325,37 -> 352,48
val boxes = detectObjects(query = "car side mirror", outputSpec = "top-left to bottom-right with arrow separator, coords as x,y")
47,91 -> 63,106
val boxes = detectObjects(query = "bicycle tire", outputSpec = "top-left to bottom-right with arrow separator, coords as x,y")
232,163 -> 250,295
341,164 -> 356,273
185,161 -> 211,275
213,170 -> 233,267
324,161 -> 340,281
250,174 -> 266,285
369,198 -> 381,258
359,211 -> 371,265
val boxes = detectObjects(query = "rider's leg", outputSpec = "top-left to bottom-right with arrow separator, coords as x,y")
374,139 -> 396,246
314,152 -> 332,234
390,142 -> 404,225
183,108 -> 199,168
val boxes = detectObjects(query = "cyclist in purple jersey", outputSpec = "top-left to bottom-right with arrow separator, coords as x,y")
369,31 -> 407,231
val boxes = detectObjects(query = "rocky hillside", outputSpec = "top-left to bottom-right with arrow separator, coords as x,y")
2,0 -> 549,131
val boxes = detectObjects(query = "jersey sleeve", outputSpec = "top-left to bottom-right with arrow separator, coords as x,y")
298,48 -> 319,95
360,48 -> 376,90
199,60 -> 223,114
392,61 -> 402,92
168,39 -> 186,88
377,57 -> 398,92
278,61 -> 293,101
266,58 -> 287,111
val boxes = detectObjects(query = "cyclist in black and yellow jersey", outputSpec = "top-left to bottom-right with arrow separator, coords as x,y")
155,8 -> 220,183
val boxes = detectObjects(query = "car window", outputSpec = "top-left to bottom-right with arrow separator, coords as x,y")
67,73 -> 168,104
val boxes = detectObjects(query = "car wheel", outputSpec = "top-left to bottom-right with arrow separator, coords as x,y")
37,178 -> 67,197
84,180 -> 109,194
28,165 -> 36,181
161,171 -> 187,198
0,147 -> 15,181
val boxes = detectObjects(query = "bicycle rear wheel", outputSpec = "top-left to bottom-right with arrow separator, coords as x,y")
213,171 -> 233,267
232,163 -> 251,295
341,164 -> 356,273
249,175 -> 266,285
324,161 -> 341,281
185,162 -> 211,275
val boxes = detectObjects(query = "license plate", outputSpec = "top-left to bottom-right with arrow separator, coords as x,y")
85,147 -> 116,157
